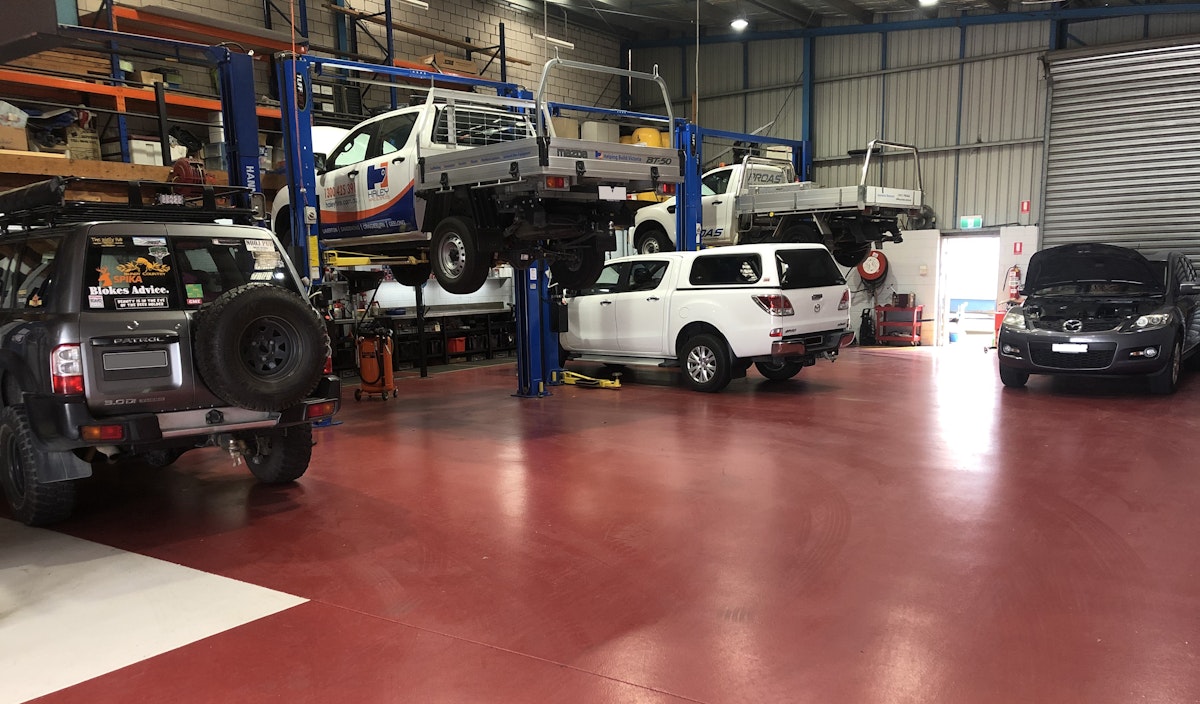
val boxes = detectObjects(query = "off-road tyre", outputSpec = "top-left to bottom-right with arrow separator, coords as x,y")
194,283 -> 327,412
431,217 -> 490,294
0,405 -> 76,526
240,424 -> 313,483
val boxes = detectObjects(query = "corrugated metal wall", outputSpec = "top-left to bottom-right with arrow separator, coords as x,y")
1042,41 -> 1200,256
631,15 -> 1200,237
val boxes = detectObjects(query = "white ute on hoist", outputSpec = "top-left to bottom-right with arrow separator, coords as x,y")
630,140 -> 928,268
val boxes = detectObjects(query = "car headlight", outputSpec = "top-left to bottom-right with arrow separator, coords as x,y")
1002,308 -> 1026,330
1134,313 -> 1172,329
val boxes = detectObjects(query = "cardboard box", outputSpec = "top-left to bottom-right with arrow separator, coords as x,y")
136,70 -> 165,86
419,52 -> 479,76
0,125 -> 28,151
65,126 -> 101,161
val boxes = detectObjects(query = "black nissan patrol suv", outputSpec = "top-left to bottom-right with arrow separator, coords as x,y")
0,177 -> 340,525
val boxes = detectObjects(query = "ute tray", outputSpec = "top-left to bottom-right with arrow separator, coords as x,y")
0,177 -> 262,231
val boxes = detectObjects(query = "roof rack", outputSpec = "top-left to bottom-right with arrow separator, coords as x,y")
0,177 -> 264,231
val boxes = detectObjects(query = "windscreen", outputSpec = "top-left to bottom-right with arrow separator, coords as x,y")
776,248 -> 845,289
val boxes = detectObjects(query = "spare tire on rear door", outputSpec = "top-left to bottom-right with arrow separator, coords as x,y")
194,283 -> 326,412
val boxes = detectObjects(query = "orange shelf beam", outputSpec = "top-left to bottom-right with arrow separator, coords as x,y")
0,68 -> 281,119
103,5 -> 307,57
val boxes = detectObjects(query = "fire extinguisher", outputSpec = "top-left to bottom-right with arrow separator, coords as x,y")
1006,264 -> 1022,301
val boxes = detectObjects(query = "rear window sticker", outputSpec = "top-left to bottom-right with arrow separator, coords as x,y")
132,237 -> 167,247
185,283 -> 204,300
245,239 -> 275,252
250,271 -> 275,281
115,258 -> 171,284
90,236 -> 127,248
148,246 -> 170,260
253,252 -> 282,270
186,297 -> 203,305
88,294 -> 104,308
115,296 -> 168,310
211,239 -> 241,246
27,293 -> 43,307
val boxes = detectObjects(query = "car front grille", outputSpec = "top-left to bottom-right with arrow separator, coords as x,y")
1030,319 -> 1120,333
1028,343 -> 1116,370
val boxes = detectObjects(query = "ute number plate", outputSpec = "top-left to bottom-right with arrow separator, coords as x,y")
1052,343 -> 1088,353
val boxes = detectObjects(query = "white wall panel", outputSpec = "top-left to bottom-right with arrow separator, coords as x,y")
698,96 -> 745,133
958,143 -> 1043,228
1065,18 -> 1147,47
632,47 -> 685,107
1148,15 -> 1200,38
884,66 -> 958,148
813,33 -> 881,79
694,43 -> 745,95
813,77 -> 882,159
748,39 -> 805,89
961,52 -> 1045,143
887,28 -> 959,68
966,21 -> 1051,55
747,89 -> 802,142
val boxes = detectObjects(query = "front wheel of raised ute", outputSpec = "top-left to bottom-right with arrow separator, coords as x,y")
240,424 -> 314,483
431,217 -> 490,295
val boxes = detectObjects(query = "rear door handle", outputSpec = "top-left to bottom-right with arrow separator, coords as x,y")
600,300 -> 613,306
392,157 -> 405,164
646,296 -> 660,301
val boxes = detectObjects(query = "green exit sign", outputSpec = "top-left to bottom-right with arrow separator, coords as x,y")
959,215 -> 983,229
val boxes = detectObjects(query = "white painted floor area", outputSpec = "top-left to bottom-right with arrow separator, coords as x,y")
0,519 -> 306,703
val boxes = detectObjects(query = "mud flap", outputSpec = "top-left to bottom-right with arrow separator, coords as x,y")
39,448 -> 93,483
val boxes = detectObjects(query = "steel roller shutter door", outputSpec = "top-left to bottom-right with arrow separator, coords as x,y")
1043,42 -> 1200,257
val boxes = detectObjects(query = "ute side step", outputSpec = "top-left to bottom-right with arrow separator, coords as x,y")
571,354 -> 678,368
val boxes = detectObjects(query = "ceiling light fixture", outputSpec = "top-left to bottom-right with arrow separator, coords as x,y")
533,33 -> 575,50
917,0 -> 938,6
400,0 -> 429,8
730,16 -> 749,30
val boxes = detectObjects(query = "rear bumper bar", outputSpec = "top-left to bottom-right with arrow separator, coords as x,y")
771,331 -> 855,356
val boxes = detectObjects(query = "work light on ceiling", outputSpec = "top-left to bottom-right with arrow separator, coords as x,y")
730,16 -> 749,30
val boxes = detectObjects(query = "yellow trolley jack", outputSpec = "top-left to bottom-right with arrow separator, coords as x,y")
552,369 -> 622,389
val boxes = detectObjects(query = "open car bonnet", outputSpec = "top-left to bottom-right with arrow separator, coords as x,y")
1024,243 -> 1164,294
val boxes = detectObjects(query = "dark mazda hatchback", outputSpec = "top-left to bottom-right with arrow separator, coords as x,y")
997,243 -> 1200,394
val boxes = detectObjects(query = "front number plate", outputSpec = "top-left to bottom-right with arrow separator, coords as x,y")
1052,343 -> 1088,353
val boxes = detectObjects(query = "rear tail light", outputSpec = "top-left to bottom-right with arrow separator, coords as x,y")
659,183 -> 676,195
752,294 -> 794,316
81,424 -> 125,442
838,289 -> 850,310
51,344 -> 84,395
545,176 -> 568,189
305,400 -> 339,420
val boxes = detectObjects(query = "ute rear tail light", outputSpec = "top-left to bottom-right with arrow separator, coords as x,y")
838,289 -> 850,310
81,424 -> 125,442
545,176 -> 568,189
659,183 -> 676,196
752,294 -> 794,316
305,400 -> 340,420
51,344 -> 84,395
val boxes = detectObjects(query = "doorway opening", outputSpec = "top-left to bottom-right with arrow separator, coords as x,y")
938,233 -> 1000,347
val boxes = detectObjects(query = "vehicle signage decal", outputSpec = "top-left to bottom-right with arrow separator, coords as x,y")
132,236 -> 167,247
211,239 -> 242,246
251,271 -> 274,281
366,162 -> 389,196
253,252 -> 282,269
245,239 -> 275,252
320,180 -> 418,238
187,298 -> 203,305
185,284 -> 204,300
747,172 -> 784,184
90,236 -> 126,248
323,180 -> 357,209
88,294 -> 104,308
115,296 -> 169,309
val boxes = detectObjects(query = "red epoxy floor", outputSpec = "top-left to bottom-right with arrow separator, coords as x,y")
21,346 -> 1200,703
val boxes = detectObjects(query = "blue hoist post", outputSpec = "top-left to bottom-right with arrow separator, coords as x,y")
676,121 -> 703,252
275,53 -> 321,284
207,47 -> 263,218
513,258 -> 555,398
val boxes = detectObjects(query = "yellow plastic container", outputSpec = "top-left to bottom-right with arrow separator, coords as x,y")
619,135 -> 634,144
632,127 -> 661,147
